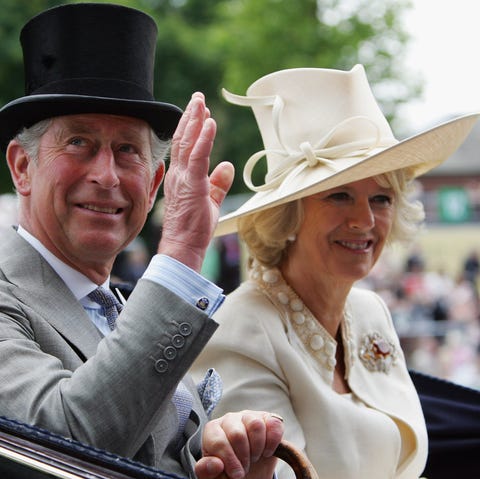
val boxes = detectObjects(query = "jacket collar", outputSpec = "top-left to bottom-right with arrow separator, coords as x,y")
0,227 -> 102,359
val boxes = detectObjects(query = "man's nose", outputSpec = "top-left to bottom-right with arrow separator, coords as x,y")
88,147 -> 120,188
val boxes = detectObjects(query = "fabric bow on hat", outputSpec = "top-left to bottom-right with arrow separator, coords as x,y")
223,89 -> 397,194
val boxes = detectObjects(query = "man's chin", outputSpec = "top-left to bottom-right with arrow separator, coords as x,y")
74,236 -> 125,258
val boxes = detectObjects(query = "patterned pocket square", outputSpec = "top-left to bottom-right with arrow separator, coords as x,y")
196,368 -> 223,417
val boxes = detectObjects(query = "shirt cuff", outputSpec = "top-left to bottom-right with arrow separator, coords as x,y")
142,254 -> 225,316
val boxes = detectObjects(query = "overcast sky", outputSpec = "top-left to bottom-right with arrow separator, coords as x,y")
398,0 -> 480,131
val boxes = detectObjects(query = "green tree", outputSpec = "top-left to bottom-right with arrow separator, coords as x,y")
149,0 -> 417,196
0,0 -> 417,199
0,0 -> 63,192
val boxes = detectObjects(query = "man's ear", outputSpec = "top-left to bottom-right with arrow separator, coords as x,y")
6,140 -> 32,196
147,161 -> 165,211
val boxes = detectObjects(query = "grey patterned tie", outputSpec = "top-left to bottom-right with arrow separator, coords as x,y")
173,381 -> 194,444
87,287 -> 123,330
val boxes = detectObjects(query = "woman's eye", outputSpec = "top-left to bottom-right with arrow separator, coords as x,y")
328,192 -> 351,202
371,195 -> 393,207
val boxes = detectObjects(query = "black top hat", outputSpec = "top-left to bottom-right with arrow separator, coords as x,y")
0,3 -> 183,152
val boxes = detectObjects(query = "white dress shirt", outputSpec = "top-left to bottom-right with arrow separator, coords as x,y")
17,226 -> 224,334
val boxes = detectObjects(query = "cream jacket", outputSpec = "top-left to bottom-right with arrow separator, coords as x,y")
191,266 -> 428,479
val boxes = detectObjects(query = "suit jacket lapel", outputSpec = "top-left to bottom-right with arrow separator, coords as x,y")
0,228 -> 102,360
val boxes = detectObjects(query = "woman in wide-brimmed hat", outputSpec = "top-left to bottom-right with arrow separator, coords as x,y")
192,65 -> 479,479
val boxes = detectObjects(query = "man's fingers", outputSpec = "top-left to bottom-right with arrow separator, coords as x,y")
171,92 -> 205,167
187,117 -> 217,178
242,412 -> 267,464
262,413 -> 284,458
200,411 -> 285,479
195,455 -> 226,479
202,416 -> 247,479
210,161 -> 235,207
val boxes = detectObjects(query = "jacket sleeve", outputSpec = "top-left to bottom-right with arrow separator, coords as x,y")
0,277 -> 218,459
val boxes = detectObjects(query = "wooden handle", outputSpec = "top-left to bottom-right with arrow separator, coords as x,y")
274,440 -> 319,479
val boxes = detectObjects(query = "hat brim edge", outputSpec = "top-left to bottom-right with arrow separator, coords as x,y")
0,94 -> 183,152
215,112 -> 480,237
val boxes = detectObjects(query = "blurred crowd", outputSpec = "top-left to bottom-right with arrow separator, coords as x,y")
359,247 -> 480,390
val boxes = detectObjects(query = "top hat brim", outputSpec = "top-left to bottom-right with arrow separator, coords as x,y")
0,94 -> 183,152
215,112 -> 480,237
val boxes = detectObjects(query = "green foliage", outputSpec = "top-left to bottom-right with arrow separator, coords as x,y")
0,0 -> 417,198
0,0 -> 65,192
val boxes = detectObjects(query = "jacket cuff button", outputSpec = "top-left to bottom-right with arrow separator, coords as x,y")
179,322 -> 192,336
164,346 -> 177,360
172,334 -> 185,348
154,359 -> 168,373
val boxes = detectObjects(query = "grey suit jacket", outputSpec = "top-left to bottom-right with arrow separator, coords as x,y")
0,227 -> 218,477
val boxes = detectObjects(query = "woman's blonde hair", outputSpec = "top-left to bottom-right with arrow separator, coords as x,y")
238,168 -> 425,269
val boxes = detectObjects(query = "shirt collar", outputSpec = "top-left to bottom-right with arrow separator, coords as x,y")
17,225 -> 110,300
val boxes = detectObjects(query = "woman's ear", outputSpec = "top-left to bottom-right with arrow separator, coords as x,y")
6,140 -> 32,196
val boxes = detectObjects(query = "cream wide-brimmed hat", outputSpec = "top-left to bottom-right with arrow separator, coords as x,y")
215,64 -> 479,236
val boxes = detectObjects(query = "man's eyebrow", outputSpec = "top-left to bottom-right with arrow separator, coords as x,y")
56,118 -> 148,143
115,129 -> 147,144
54,118 -> 92,135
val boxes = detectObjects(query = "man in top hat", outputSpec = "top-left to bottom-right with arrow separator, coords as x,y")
0,3 -> 284,479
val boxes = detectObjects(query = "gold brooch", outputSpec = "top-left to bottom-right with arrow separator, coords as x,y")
359,332 -> 397,373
